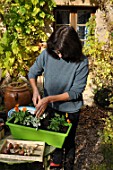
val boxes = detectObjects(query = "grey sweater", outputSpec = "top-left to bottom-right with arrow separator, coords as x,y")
28,49 -> 89,113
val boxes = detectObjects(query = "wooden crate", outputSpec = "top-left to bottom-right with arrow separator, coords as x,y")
0,139 -> 45,162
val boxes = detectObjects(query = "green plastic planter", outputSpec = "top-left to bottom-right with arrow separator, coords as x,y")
6,117 -> 72,148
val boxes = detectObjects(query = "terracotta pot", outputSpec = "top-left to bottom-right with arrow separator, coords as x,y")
4,82 -> 32,112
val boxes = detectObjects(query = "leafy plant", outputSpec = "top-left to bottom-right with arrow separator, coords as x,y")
100,111 -> 113,144
83,14 -> 113,169
93,111 -> 113,170
0,105 -> 5,111
83,15 -> 113,109
0,0 -> 56,80
47,113 -> 68,132
90,164 -> 106,170
11,105 -> 47,130
23,115 -> 41,129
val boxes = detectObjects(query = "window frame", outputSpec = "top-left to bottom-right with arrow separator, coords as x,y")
53,6 -> 97,43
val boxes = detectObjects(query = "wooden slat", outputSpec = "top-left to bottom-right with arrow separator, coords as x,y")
70,13 -> 77,30
0,139 -> 45,162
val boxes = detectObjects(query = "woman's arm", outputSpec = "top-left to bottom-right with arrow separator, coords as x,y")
48,92 -> 70,102
35,92 -> 70,117
29,78 -> 41,106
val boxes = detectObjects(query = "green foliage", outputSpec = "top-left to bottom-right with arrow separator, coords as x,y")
90,110 -> 113,170
0,0 -> 56,79
12,109 -> 30,124
83,15 -> 113,109
101,112 -> 113,144
11,108 -> 47,129
47,113 -> 67,132
83,15 -> 113,169
90,164 -> 106,170
101,144 -> 113,168
0,105 -> 5,111
92,111 -> 113,169
23,115 -> 41,128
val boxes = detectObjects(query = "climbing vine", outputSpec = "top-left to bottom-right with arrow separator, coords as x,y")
83,15 -> 113,108
0,0 -> 56,80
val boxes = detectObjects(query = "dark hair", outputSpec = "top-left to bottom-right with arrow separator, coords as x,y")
47,25 -> 83,62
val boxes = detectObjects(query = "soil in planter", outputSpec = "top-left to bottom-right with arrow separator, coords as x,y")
40,118 -> 68,133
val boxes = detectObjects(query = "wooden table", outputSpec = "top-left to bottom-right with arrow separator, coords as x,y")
0,135 -> 56,170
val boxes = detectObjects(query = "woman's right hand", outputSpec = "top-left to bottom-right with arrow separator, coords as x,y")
35,97 -> 49,118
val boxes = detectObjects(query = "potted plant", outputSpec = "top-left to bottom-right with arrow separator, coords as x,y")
6,105 -> 72,148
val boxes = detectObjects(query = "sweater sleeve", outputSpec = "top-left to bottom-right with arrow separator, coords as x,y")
28,50 -> 46,79
67,58 -> 89,100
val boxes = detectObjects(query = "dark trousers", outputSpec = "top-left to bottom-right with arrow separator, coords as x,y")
48,108 -> 80,170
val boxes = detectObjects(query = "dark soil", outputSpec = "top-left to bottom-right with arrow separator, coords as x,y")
74,104 -> 110,170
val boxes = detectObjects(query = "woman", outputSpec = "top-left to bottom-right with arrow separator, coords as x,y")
28,26 -> 89,170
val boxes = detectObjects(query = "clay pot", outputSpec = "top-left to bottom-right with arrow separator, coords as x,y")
4,82 -> 32,112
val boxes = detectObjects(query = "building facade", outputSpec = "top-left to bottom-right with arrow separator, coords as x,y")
53,0 -> 98,44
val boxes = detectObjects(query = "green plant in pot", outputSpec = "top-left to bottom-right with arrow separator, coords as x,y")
47,113 -> 69,132
11,104 -> 47,130
6,105 -> 72,148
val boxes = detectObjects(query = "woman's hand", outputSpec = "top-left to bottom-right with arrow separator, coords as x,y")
35,97 -> 49,118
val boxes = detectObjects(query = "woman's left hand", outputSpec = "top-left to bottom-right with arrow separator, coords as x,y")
34,97 -> 49,118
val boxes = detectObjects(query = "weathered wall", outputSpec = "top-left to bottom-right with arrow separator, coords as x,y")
54,0 -> 95,6
95,3 -> 113,42
95,9 -> 108,42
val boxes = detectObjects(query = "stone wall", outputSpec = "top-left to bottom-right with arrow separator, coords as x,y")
95,9 -> 108,42
54,0 -> 95,6
95,3 -> 113,42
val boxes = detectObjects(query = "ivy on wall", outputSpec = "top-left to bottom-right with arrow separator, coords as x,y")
0,0 -> 56,80
83,16 -> 113,109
